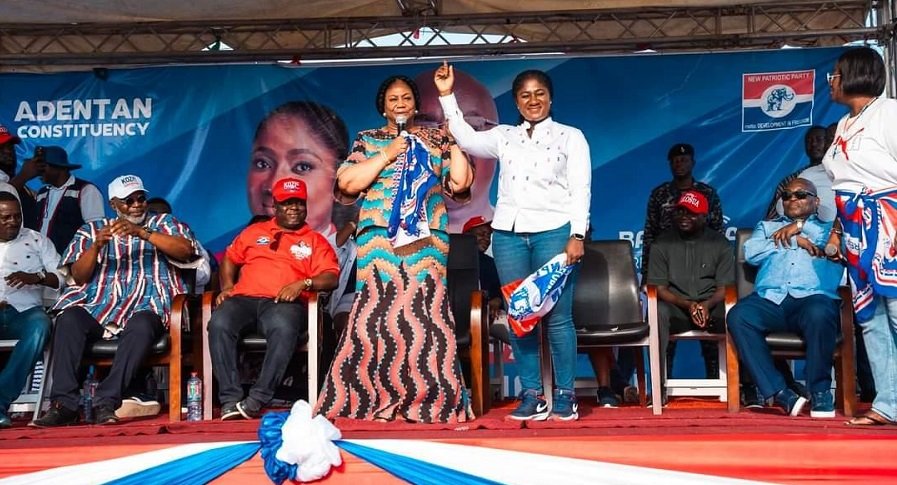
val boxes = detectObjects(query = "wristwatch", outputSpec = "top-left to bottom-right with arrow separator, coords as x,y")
571,233 -> 585,241
794,220 -> 805,232
304,278 -> 313,290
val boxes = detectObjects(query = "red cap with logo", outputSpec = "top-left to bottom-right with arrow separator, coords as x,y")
0,124 -> 20,146
462,216 -> 490,233
272,177 -> 308,202
676,190 -> 709,215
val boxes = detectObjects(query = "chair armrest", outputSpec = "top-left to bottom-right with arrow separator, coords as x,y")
469,289 -> 487,353
469,289 -> 490,416
837,285 -> 858,417
306,291 -> 322,405
307,291 -> 322,344
837,286 -> 856,361
169,294 -> 190,342
470,290 -> 486,333
200,290 -> 216,420
646,284 -> 658,328
723,285 -> 738,321
645,284 -> 663,415
201,291 -> 217,327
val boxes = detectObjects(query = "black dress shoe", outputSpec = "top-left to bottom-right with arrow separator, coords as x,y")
0,409 -> 11,428
220,402 -> 242,421
30,402 -> 79,428
742,385 -> 765,409
236,397 -> 262,419
94,404 -> 119,425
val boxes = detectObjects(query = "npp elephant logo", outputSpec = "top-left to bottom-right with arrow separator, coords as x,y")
762,86 -> 796,116
742,70 -> 815,132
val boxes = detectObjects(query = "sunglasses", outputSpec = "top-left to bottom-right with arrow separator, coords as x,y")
121,194 -> 147,207
826,72 -> 841,84
780,190 -> 816,201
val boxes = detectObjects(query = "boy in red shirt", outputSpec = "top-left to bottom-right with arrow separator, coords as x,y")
209,177 -> 338,420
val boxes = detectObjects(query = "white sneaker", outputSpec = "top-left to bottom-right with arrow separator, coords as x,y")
115,395 -> 161,418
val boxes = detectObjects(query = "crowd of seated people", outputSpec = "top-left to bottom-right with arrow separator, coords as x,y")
1,46 -> 892,428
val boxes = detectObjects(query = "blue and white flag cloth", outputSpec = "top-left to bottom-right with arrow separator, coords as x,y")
386,133 -> 438,249
504,253 -> 575,337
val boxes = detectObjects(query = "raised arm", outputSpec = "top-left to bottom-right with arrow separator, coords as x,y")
435,61 -> 501,160
445,141 -> 474,195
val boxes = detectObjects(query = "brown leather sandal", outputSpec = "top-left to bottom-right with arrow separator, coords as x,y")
846,409 -> 896,426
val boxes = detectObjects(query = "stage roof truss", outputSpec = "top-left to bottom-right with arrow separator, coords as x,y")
0,1 -> 885,69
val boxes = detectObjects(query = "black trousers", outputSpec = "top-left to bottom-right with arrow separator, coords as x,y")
208,296 -> 307,406
49,307 -> 163,411
658,300 -> 725,382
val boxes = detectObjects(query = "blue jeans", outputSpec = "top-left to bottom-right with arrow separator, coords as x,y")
727,293 -> 839,399
0,306 -> 51,409
859,297 -> 897,421
492,224 -> 578,392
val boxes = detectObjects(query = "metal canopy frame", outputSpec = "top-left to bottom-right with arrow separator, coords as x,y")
0,1 -> 891,69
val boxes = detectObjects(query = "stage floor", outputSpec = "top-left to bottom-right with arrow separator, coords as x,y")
2,399 -> 897,484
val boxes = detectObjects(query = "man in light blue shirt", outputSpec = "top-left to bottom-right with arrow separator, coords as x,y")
728,178 -> 843,419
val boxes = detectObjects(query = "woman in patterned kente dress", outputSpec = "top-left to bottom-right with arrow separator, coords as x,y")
315,75 -> 474,423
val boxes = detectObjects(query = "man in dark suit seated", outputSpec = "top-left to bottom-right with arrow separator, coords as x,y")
209,178 -> 338,420
648,190 -> 735,403
727,178 -> 843,418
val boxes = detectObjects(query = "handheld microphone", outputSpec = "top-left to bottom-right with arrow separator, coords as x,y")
824,243 -> 846,262
395,114 -> 408,137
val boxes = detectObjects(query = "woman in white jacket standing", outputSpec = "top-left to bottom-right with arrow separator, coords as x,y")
434,62 -> 592,421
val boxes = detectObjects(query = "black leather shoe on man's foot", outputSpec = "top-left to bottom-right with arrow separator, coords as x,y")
94,405 -> 119,425
742,385 -> 765,409
0,409 -> 11,428
220,402 -> 242,421
30,402 -> 79,428
236,397 -> 262,419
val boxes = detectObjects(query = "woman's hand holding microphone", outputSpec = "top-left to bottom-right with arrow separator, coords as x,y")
380,136 -> 407,167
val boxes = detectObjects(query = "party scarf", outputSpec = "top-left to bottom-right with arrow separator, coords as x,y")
836,187 -> 897,322
386,134 -> 438,248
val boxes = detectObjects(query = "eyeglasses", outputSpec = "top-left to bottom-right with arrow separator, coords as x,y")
122,194 -> 147,207
780,190 -> 816,201
416,115 -> 499,132
826,72 -> 841,84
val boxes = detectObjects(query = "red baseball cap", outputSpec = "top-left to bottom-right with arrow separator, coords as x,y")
462,216 -> 490,233
0,124 -> 20,146
676,190 -> 709,215
272,177 -> 308,202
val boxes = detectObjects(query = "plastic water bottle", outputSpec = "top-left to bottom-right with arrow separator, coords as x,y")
82,365 -> 98,423
186,372 -> 202,421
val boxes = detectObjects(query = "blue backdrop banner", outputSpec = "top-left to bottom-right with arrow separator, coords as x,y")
0,47 -> 847,269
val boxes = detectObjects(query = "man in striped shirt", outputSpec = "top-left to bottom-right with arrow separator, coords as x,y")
31,175 -> 198,427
